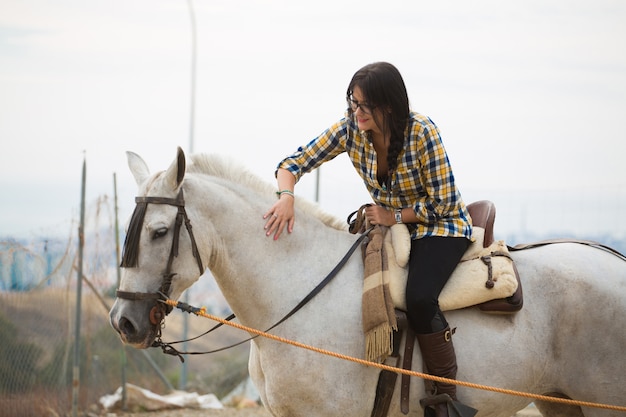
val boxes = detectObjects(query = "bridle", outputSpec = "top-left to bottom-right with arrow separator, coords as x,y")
116,187 -> 204,325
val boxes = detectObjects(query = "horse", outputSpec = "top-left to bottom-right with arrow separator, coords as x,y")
109,147 -> 626,417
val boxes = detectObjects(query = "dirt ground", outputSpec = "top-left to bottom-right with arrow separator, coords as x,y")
110,406 -> 271,417
110,403 -> 541,417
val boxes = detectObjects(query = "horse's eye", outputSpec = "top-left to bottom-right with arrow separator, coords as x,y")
153,228 -> 168,239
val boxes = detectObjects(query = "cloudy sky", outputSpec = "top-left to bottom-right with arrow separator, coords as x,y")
1,0 -> 625,241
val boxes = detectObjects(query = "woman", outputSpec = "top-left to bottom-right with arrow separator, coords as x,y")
263,62 -> 476,417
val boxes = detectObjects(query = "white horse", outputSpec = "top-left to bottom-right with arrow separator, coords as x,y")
109,147 -> 626,417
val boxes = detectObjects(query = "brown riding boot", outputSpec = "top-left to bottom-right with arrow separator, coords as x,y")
416,326 -> 478,417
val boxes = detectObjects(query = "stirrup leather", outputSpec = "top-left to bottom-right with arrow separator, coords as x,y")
420,394 -> 478,417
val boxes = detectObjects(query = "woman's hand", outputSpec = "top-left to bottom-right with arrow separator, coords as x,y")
365,205 -> 394,227
265,169 -> 297,240
263,195 -> 295,240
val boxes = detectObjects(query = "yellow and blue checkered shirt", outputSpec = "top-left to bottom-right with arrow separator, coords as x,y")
277,112 -> 472,240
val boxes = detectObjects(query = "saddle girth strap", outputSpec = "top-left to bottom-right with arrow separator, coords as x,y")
370,311 -> 414,416
400,325 -> 416,414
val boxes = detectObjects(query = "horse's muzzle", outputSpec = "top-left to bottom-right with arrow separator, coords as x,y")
109,299 -> 159,348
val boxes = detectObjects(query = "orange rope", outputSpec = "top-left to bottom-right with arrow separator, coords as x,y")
164,299 -> 626,413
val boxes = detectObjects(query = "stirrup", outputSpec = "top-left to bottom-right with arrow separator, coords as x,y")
420,394 -> 478,417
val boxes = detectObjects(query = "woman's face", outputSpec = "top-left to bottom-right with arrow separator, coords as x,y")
350,86 -> 383,136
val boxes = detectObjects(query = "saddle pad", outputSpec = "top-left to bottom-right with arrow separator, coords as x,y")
387,226 -> 519,311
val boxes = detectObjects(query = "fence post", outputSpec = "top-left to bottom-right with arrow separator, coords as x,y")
72,155 -> 86,417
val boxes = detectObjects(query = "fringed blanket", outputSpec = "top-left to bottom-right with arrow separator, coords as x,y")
361,225 -> 519,361
362,225 -> 397,363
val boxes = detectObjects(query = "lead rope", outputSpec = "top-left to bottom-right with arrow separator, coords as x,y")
161,297 -> 626,413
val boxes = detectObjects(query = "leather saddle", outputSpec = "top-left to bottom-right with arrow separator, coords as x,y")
466,200 -> 523,313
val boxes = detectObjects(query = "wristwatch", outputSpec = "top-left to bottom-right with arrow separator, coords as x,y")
394,209 -> 402,224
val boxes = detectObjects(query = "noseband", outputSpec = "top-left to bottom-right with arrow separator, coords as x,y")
116,188 -> 204,322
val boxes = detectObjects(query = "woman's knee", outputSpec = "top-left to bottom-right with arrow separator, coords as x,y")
405,294 -> 437,320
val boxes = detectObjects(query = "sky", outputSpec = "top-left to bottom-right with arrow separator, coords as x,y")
1,0 -> 625,242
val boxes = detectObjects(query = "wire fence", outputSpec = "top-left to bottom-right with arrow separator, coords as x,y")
0,195 -> 248,417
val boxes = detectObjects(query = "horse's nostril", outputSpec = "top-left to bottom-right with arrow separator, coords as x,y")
118,316 -> 137,337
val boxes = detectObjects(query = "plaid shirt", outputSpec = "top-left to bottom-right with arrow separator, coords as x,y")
277,112 -> 473,240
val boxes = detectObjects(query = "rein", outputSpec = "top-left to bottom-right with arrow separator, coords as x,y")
153,226 -> 375,361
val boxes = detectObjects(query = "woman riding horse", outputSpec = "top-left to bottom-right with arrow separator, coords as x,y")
264,62 -> 476,417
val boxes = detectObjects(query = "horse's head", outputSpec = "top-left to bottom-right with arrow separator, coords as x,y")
109,147 -> 205,348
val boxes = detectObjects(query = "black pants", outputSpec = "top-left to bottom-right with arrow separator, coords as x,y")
405,236 -> 470,334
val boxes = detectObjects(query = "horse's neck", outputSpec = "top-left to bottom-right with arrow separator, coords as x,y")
189,180 -> 354,328
220,225 -> 353,327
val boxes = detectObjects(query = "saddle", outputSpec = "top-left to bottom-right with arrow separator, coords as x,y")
467,200 -> 523,313
369,201 -> 524,416
350,200 -> 524,314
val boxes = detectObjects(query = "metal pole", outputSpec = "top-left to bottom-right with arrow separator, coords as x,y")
180,0 -> 198,390
315,168 -> 320,203
187,0 -> 197,155
113,173 -> 128,409
72,154 -> 86,417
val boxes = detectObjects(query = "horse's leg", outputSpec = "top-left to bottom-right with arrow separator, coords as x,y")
248,342 -> 272,414
534,393 -> 584,417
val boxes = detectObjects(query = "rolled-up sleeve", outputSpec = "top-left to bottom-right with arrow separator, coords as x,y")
276,119 -> 349,182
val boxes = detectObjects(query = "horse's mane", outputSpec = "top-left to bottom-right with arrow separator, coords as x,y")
188,153 -> 347,231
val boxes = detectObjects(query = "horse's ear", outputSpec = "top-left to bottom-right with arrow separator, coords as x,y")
176,147 -> 185,185
163,147 -> 186,191
126,151 -> 151,186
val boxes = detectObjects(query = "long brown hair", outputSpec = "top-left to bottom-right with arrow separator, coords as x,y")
347,62 -> 410,180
